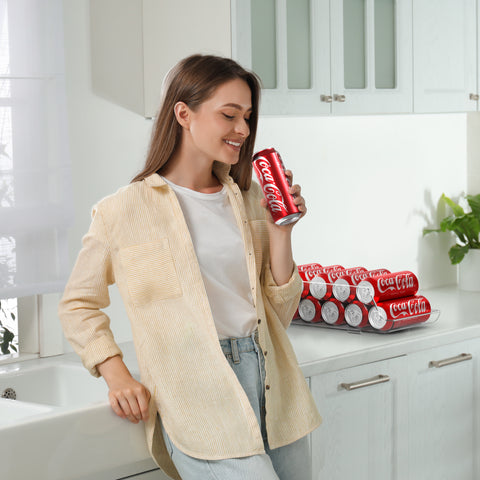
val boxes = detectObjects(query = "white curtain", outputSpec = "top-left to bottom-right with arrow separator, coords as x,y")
0,0 -> 72,298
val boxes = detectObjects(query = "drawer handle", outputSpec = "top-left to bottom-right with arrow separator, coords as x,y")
334,94 -> 346,102
340,374 -> 390,391
470,93 -> 479,101
429,353 -> 472,368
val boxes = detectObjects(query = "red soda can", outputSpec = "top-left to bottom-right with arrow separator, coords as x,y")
298,263 -> 322,272
344,301 -> 369,327
341,266 -> 367,276
350,268 -> 391,286
332,275 -> 356,303
252,148 -> 301,225
309,273 -> 334,301
318,265 -> 344,273
298,296 -> 322,323
298,271 -> 312,298
356,271 -> 419,304
298,265 -> 326,297
368,295 -> 431,331
329,267 -> 365,302
321,298 -> 345,325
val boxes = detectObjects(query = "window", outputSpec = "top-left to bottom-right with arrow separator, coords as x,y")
0,0 -> 72,360
0,297 -> 17,356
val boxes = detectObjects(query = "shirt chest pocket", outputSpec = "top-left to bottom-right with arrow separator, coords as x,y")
119,239 -> 182,306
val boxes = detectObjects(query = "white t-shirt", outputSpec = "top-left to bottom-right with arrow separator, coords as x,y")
162,176 -> 258,340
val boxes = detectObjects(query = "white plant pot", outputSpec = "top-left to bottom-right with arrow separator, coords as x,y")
458,249 -> 480,291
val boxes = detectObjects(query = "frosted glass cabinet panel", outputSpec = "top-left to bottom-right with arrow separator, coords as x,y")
343,0 -> 397,90
374,0 -> 396,89
251,0 -> 277,89
330,0 -> 412,114
286,0 -> 312,89
343,0 -> 366,89
232,0 -> 412,115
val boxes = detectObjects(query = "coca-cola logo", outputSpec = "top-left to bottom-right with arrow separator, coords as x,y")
389,298 -> 429,319
254,158 -> 287,212
327,271 -> 345,283
377,273 -> 415,294
304,269 -> 323,281
351,272 -> 369,285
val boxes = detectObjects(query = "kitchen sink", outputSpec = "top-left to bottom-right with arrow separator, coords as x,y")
0,363 -> 108,408
0,398 -> 54,426
0,356 -> 154,480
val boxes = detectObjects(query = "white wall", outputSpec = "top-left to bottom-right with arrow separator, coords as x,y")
255,114 -> 466,289
62,0 -> 151,349
62,1 -> 467,347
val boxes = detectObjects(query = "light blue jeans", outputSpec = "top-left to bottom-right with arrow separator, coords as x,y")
161,331 -> 311,480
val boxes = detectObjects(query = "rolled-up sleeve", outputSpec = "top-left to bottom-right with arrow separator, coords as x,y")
58,205 -> 122,377
262,261 -> 302,329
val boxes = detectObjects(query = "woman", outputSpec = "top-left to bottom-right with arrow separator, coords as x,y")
59,54 -> 321,480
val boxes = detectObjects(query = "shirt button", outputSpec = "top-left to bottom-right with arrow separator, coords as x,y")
266,385 -> 271,390
264,351 -> 268,356
258,319 -> 261,324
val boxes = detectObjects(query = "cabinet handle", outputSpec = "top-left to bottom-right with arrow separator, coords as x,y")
320,95 -> 333,103
469,93 -> 479,101
429,353 -> 472,368
334,94 -> 346,102
340,374 -> 390,391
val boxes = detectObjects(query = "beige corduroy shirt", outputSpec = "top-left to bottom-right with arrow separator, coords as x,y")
59,163 -> 322,480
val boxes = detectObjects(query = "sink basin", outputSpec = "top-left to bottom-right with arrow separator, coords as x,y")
0,348 -> 155,480
0,398 -> 54,426
0,363 -> 108,408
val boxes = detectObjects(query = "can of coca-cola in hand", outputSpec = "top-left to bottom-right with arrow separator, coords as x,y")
356,271 -> 419,304
368,295 -> 431,331
253,148 -> 301,225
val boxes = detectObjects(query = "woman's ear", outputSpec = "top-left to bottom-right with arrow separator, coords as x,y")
174,102 -> 191,129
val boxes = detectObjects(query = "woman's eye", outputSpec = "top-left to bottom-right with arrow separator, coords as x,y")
223,113 -> 235,120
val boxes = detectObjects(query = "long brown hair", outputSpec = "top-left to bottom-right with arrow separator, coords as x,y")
132,54 -> 261,190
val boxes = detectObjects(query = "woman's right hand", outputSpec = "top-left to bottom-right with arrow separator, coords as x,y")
96,355 -> 151,424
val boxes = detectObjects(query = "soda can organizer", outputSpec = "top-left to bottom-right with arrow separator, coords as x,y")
292,265 -> 440,334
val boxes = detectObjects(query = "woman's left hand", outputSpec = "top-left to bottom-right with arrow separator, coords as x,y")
260,170 -> 305,285
260,170 -> 307,230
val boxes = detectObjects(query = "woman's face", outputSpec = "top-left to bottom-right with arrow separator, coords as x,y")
181,78 -> 253,166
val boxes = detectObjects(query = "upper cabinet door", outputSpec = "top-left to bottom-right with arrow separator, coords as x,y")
232,0 -> 331,115
330,0 -> 413,115
413,0 -> 477,113
232,0 -> 412,115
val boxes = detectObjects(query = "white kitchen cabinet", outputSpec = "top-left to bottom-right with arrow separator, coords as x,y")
90,0 -> 231,118
407,340 -> 477,480
413,0 -> 478,113
310,356 -> 408,480
232,0 -> 413,115
309,337 -> 480,480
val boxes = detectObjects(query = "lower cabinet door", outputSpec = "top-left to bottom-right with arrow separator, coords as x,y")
407,340 -> 476,480
310,356 -> 407,480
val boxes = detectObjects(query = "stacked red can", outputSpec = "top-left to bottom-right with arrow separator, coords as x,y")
295,263 -> 433,332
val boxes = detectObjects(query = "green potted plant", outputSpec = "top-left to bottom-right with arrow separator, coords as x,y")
423,193 -> 480,291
